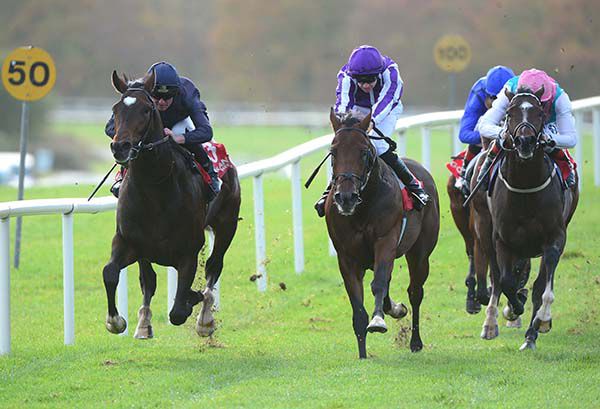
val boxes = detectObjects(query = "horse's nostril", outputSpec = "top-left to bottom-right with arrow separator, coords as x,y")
334,192 -> 341,202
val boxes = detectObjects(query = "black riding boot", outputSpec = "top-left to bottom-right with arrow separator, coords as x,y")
314,182 -> 332,218
187,144 -> 221,201
110,167 -> 125,198
476,140 -> 500,184
380,151 -> 429,210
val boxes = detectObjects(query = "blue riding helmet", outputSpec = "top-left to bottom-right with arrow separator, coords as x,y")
347,45 -> 386,77
148,61 -> 181,98
485,65 -> 514,97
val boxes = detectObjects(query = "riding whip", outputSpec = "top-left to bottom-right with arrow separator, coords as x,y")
462,150 -> 505,208
87,163 -> 118,201
304,152 -> 331,189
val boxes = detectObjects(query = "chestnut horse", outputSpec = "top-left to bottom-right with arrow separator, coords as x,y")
102,70 -> 240,339
474,88 -> 578,350
325,109 -> 440,358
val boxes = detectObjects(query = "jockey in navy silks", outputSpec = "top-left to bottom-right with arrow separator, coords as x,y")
477,68 -> 578,187
455,65 -> 514,193
105,61 -> 221,199
315,45 -> 430,216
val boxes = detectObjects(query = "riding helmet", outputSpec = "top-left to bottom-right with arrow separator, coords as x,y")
148,61 -> 181,98
517,68 -> 557,103
347,45 -> 386,77
485,65 -> 514,97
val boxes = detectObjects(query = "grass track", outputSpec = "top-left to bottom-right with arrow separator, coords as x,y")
0,126 -> 599,408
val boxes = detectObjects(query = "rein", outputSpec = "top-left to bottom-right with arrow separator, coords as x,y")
501,92 -> 545,151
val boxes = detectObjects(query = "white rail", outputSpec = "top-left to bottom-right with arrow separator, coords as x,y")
2,96 -> 600,355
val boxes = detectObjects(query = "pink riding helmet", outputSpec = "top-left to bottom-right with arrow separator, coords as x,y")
517,68 -> 557,103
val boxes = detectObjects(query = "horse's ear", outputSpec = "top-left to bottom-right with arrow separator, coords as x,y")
505,88 -> 515,102
330,107 -> 341,131
111,70 -> 128,94
143,70 -> 156,94
534,85 -> 544,101
359,110 -> 372,132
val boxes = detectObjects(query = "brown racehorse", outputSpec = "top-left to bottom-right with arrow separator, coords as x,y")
325,109 -> 440,359
102,70 -> 241,339
474,87 -> 578,350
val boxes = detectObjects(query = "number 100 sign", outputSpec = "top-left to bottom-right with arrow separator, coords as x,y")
2,46 -> 56,101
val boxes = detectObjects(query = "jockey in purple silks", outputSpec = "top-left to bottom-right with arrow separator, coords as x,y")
315,45 -> 430,217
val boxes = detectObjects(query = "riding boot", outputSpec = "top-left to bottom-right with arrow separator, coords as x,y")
460,144 -> 482,196
110,167 -> 125,198
314,182 -> 332,218
187,144 -> 222,201
476,140 -> 500,184
380,150 -> 430,210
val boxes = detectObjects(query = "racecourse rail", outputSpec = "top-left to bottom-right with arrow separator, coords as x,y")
2,96 -> 599,355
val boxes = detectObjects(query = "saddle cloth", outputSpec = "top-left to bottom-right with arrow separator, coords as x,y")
194,141 -> 235,185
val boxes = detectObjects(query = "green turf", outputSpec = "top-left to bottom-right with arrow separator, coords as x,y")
0,127 -> 599,408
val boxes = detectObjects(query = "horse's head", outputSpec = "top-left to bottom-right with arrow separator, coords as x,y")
502,87 -> 546,160
110,70 -> 161,166
328,108 -> 375,216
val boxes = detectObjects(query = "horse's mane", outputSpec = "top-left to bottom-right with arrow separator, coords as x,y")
338,112 -> 362,127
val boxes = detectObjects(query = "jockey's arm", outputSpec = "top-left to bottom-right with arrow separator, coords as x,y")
547,93 -> 577,149
335,71 -> 354,114
182,92 -> 213,145
371,66 -> 402,126
459,89 -> 487,145
477,88 -> 510,141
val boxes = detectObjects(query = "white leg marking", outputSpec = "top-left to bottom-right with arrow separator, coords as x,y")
536,281 -> 554,322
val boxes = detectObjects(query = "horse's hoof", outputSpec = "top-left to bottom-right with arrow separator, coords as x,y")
503,305 -> 519,322
534,318 -> 552,333
134,325 -> 154,339
477,293 -> 491,306
105,314 -> 127,334
506,317 -> 522,329
195,320 -> 216,337
480,324 -> 499,340
367,316 -> 387,333
519,339 -> 536,351
410,340 -> 423,353
386,302 -> 408,319
169,307 -> 191,326
466,297 -> 481,314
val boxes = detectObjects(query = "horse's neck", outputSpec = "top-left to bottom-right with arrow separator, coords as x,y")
503,149 -> 550,186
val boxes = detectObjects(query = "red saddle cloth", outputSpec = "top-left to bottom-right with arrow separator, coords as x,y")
401,188 -> 414,211
555,149 -> 577,182
195,141 -> 235,185
446,149 -> 467,179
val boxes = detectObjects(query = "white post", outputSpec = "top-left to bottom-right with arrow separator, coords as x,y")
62,213 -> 75,346
253,175 -> 267,292
117,268 -> 128,335
575,111 -> 584,188
421,127 -> 431,171
291,162 -> 304,273
167,266 -> 177,321
397,130 -> 407,157
452,124 -> 462,155
326,156 -> 336,257
593,109 -> 600,186
1,218 -> 10,355
206,231 -> 219,311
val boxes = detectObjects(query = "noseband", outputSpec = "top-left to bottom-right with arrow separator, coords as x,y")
331,127 -> 376,196
119,87 -> 170,162
501,92 -> 544,151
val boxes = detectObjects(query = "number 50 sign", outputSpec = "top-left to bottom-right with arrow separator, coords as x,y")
2,46 -> 56,101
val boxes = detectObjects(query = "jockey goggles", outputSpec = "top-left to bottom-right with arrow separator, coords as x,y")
151,85 -> 179,100
354,74 -> 378,84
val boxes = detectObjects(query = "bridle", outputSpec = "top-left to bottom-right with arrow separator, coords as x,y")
118,87 -> 171,163
331,126 -> 376,200
500,92 -> 545,152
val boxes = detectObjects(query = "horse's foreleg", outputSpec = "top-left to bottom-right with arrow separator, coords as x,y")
369,241 -> 397,334
338,256 -> 368,359
169,256 -> 198,326
103,234 -> 136,334
405,253 -> 430,352
520,266 -> 546,350
134,260 -> 156,339
495,239 -> 524,317
481,252 -> 501,340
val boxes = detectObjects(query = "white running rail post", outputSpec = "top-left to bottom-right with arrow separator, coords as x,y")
167,266 -> 177,321
61,213 -> 75,346
421,127 -> 431,171
594,109 -> 600,186
253,175 -> 267,291
1,218 -> 10,355
575,112 -> 584,188
117,268 -> 128,335
291,162 -> 304,273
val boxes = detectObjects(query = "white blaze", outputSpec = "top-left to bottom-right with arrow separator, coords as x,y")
123,97 -> 137,106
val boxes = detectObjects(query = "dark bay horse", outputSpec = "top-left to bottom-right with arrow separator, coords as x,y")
325,109 -> 440,358
102,70 -> 241,338
475,88 -> 578,350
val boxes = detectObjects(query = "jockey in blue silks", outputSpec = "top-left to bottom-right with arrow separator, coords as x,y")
455,65 -> 514,192
315,45 -> 430,217
105,61 -> 221,199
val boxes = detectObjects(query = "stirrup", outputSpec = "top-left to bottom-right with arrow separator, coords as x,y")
110,180 -> 121,198
409,189 -> 429,211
